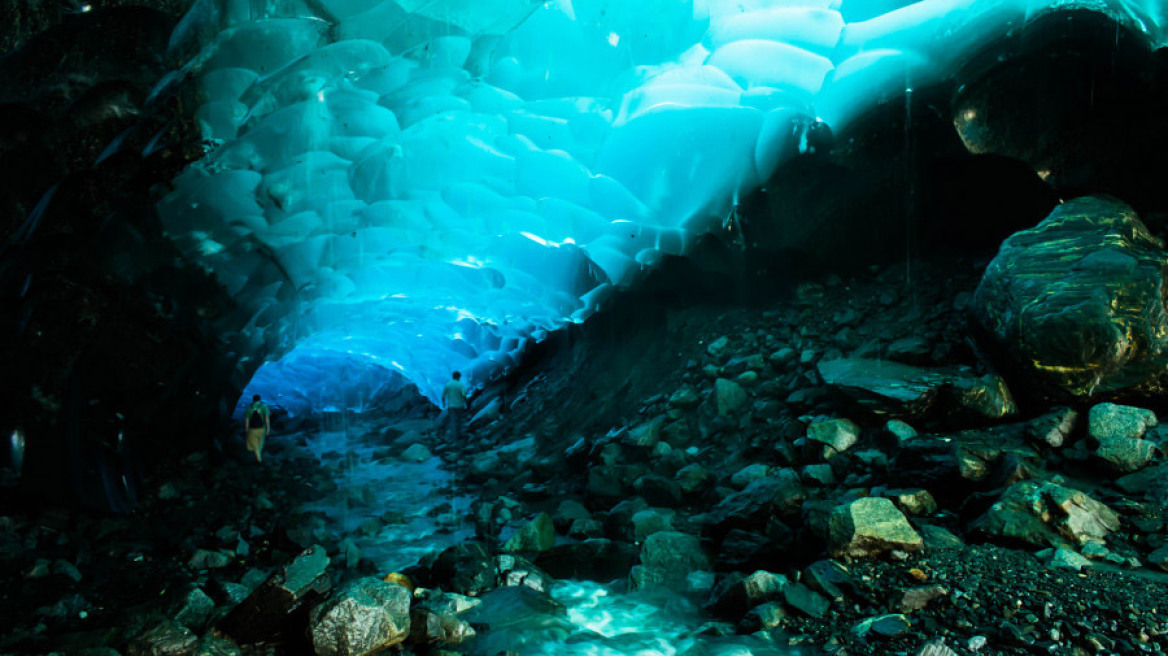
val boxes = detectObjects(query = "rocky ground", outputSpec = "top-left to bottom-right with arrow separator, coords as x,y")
8,236 -> 1168,656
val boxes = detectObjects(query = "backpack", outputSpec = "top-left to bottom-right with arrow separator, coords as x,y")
247,404 -> 266,429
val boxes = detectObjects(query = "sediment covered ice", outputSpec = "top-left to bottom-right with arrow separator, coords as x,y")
157,0 -> 1167,401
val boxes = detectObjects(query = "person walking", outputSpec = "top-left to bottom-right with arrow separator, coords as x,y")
441,371 -> 469,441
243,395 -> 270,463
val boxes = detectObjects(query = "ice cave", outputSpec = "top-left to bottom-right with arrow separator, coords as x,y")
4,0 -> 1168,653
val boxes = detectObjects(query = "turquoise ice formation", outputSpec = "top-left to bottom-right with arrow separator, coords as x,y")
156,0 -> 1166,403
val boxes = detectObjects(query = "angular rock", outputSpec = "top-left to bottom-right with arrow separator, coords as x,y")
631,508 -> 675,543
495,554 -> 555,592
409,608 -> 475,646
704,470 -> 805,537
1026,407 -> 1078,448
400,443 -> 432,463
851,614 -> 910,639
633,475 -> 683,507
730,463 -> 770,489
801,464 -> 836,487
892,585 -> 948,612
818,358 -> 1016,421
707,570 -> 788,617
501,513 -> 555,553
971,481 -> 1120,549
675,463 -> 711,497
430,542 -> 496,597
1089,403 -> 1158,441
740,601 -> 788,632
828,498 -> 923,559
1042,548 -> 1092,571
802,560 -> 855,603
714,378 -> 747,416
553,500 -> 591,530
807,418 -> 861,455
631,531 -> 710,591
309,578 -> 410,656
973,197 -> 1168,402
128,620 -> 198,656
219,544 -> 331,644
668,386 -> 701,409
1094,435 -> 1156,474
783,582 -> 830,618
883,488 -> 938,516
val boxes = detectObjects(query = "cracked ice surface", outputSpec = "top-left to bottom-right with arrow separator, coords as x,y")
157,0 -> 1166,402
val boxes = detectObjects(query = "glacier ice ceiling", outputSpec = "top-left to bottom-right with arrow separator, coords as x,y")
156,0 -> 1167,403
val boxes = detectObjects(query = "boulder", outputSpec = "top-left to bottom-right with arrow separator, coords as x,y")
714,378 -> 748,416
817,358 -> 1016,421
219,545 -> 331,644
1094,435 -> 1156,473
707,570 -> 788,616
972,197 -> 1168,402
704,472 -> 806,539
971,481 -> 1120,549
495,554 -> 555,593
729,463 -> 770,489
783,582 -> 830,618
633,474 -> 683,507
309,578 -> 411,656
429,542 -> 496,596
501,513 -> 555,553
630,531 -> 711,591
127,620 -> 198,656
807,418 -> 861,455
828,498 -> 923,559
1089,403 -> 1158,441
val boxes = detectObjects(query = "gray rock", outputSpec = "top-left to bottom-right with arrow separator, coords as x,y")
668,386 -> 701,409
1027,407 -> 1078,447
399,443 -> 432,463
1041,548 -> 1093,571
495,554 -> 555,592
127,621 -> 197,656
851,613 -> 910,639
188,549 -> 231,570
309,578 -> 411,656
817,358 -> 1016,420
741,601 -> 788,632
1095,435 -> 1156,473
807,418 -> 861,455
971,481 -> 1120,549
828,498 -> 923,559
885,420 -> 918,443
704,470 -> 806,535
675,463 -> 711,497
1146,544 -> 1168,571
220,545 -> 332,644
714,378 -> 747,416
972,197 -> 1168,402
501,513 -> 555,553
409,608 -> 476,646
553,500 -> 591,529
633,474 -> 683,507
783,582 -> 829,618
801,464 -> 836,487
631,531 -> 710,591
165,585 -> 215,631
707,570 -> 788,616
194,635 -> 241,656
882,488 -> 937,516
631,508 -> 675,543
707,336 -> 730,358
915,639 -> 960,656
892,585 -> 948,612
730,463 -> 770,489
1089,403 -> 1158,441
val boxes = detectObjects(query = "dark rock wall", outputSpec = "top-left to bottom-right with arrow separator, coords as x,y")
0,1 -> 252,511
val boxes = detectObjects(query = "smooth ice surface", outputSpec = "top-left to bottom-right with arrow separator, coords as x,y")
158,0 -> 1168,402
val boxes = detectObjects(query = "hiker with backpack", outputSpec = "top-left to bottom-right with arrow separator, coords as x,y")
243,395 -> 270,463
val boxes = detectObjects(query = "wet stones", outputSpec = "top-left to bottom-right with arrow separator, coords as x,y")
501,513 -> 555,553
807,418 -> 860,456
817,358 -> 1016,422
707,570 -> 788,616
219,544 -> 331,644
828,498 -> 923,559
972,197 -> 1168,403
714,378 -> 747,416
309,578 -> 411,656
127,620 -> 198,656
534,539 -> 637,581
630,531 -> 711,592
971,481 -> 1119,549
1088,403 -> 1158,473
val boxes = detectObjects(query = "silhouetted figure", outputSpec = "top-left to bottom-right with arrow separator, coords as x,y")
243,395 -> 270,463
441,371 -> 469,441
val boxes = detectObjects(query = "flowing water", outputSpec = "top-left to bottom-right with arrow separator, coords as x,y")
292,419 -> 813,656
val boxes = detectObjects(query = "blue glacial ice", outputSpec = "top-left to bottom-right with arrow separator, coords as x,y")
157,0 -> 1167,403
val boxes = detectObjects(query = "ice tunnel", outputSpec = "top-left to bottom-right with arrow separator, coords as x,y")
156,0 -> 1168,404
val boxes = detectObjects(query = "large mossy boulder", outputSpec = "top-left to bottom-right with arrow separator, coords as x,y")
972,196 -> 1168,403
